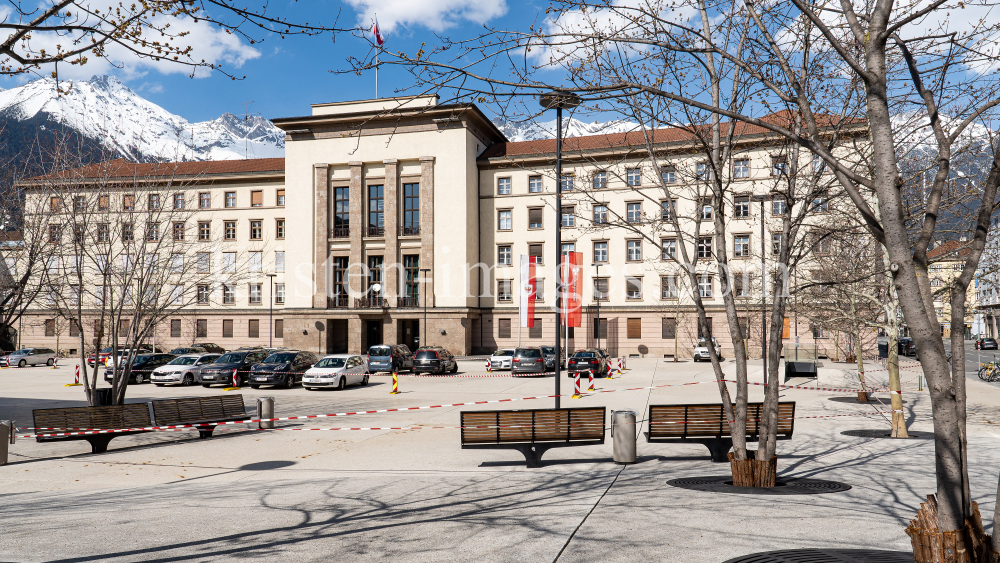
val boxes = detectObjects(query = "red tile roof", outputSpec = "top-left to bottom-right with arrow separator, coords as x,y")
480,111 -> 862,160
927,240 -> 972,260
29,158 -> 285,181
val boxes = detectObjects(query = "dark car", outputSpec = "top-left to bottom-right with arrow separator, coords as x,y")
103,353 -> 176,384
977,338 -> 998,350
899,338 -> 917,357
540,346 -> 557,370
512,347 -> 546,375
194,342 -> 226,354
249,351 -> 319,389
567,349 -> 609,377
168,346 -> 207,355
367,344 -> 414,373
412,347 -> 458,374
198,349 -> 269,387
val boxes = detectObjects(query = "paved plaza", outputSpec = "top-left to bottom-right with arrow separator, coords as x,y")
3,356 -> 1000,562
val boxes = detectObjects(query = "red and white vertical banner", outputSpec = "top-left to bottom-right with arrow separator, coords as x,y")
560,251 -> 582,327
519,255 -> 537,328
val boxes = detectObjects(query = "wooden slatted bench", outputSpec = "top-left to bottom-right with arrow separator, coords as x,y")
150,395 -> 248,438
646,402 -> 795,462
460,407 -> 606,468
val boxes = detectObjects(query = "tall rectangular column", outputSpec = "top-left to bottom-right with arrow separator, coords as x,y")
313,164 -> 329,309
420,156 -> 435,307
349,161 -> 364,298
383,159 -> 400,301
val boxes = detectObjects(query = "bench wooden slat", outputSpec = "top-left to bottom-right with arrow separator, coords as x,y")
461,407 -> 605,445
151,395 -> 246,425
33,404 -> 152,437
648,402 -> 795,440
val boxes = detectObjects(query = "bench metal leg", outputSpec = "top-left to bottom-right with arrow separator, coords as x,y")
86,436 -> 113,454
198,426 -> 216,439
701,438 -> 733,462
514,445 -> 552,468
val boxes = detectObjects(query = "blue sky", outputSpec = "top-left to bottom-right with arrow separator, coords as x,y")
1,0 -> 547,123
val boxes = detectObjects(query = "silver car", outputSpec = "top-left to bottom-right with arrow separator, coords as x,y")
488,349 -> 515,370
151,353 -> 221,386
511,347 -> 547,375
5,347 -> 57,367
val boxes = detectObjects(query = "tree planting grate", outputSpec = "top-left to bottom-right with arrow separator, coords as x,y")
721,548 -> 913,563
667,476 -> 851,495
841,429 -> 930,439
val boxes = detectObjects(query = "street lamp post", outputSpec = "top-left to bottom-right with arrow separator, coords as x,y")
540,91 -> 581,409
595,264 -> 601,353
420,268 -> 431,348
266,273 -> 277,349
752,194 -> 771,384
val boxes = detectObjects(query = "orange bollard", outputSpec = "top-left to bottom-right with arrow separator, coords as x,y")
571,371 -> 582,399
390,371 -> 400,394
588,370 -> 595,391
225,368 -> 241,390
65,364 -> 82,386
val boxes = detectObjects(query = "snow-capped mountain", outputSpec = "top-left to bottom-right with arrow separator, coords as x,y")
0,75 -> 284,161
494,116 -> 639,142
892,111 -> 994,154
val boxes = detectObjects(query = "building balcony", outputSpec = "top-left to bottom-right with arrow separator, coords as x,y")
367,226 -> 385,237
400,225 -> 420,236
329,226 -> 350,239
328,296 -> 349,308
397,296 -> 420,308
355,297 -> 388,309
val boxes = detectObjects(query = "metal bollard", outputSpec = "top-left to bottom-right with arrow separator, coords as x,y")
257,397 -> 274,430
611,410 -> 637,464
0,420 -> 12,466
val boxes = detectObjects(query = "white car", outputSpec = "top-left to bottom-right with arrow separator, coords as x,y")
151,353 -> 221,386
302,354 -> 369,390
488,349 -> 515,370
693,337 -> 723,362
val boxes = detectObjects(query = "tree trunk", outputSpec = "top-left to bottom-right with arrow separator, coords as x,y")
855,327 -> 869,402
888,332 -> 909,438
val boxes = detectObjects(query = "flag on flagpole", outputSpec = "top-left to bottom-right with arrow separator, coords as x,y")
561,252 -> 582,327
373,17 -> 385,47
519,255 -> 537,328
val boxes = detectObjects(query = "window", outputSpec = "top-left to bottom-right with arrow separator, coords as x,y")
534,279 -> 544,302
561,207 -> 575,227
812,191 -> 830,212
225,192 -> 236,207
223,319 -> 234,338
699,275 -> 713,298
560,174 -> 574,191
197,284 -> 211,304
812,153 -> 826,173
627,318 -> 642,339
529,319 -> 542,339
48,224 -> 61,243
498,246 -> 512,265
733,158 -> 750,179
561,243 -> 575,255
332,257 -> 349,299
701,200 -> 713,220
169,284 -> 183,304
772,233 -> 782,256
249,251 -> 262,273
661,200 -> 676,221
173,193 -> 185,209
593,317 -> 608,339
193,319 -> 207,338
594,278 -> 609,301
144,253 -> 159,274
498,280 -> 513,302
594,242 -> 608,263
696,162 -> 712,181
276,219 -> 285,239
172,222 -> 184,241
97,223 -> 110,242
593,171 -> 608,189
275,251 -> 285,273
251,190 -> 263,207
122,223 -> 134,242
626,278 -> 642,299
772,156 -> 788,177
403,255 -> 420,301
222,252 -> 236,273
661,165 -> 676,184
98,195 -> 109,210
46,256 -> 59,274
772,198 -> 787,215
248,319 -> 260,338
593,205 -> 608,224
333,186 -> 350,235
497,177 -> 512,195
223,284 -> 235,304
275,283 -> 285,304
734,235 -> 750,257
656,238 -> 679,262
627,240 -> 642,261
249,284 -> 262,304
198,253 -> 211,273
122,195 -> 134,211
143,222 -> 158,241
698,317 -> 713,338
69,286 -> 81,306
368,185 -> 384,235
224,221 -> 236,240
44,319 -> 55,337
627,168 -> 641,186
148,193 -> 160,210
813,232 -> 830,255
528,244 -> 543,265
199,192 -> 210,208
811,324 -> 827,339
498,210 -> 512,231
528,208 -> 543,229
627,203 -> 642,223
662,275 -> 678,299
698,237 -> 713,259
734,272 -> 752,298
734,195 -> 751,218
49,196 -> 63,212
198,222 -> 210,241
73,225 -> 84,243
276,189 -> 286,206
275,319 -> 284,338
662,317 -> 676,339
170,319 -> 182,338
250,220 -> 262,240
525,176 -> 542,193
367,256 -> 384,295
498,318 -> 512,339
403,183 -> 420,235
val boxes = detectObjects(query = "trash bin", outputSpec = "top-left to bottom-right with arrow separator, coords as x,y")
611,409 -> 637,464
88,388 -> 113,406
0,420 -> 12,466
257,397 -> 274,429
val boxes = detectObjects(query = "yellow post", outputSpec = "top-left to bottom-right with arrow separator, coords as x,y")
390,371 -> 400,394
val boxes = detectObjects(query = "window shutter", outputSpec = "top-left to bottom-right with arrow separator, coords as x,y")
627,318 -> 642,339
529,319 -> 542,339
275,320 -> 284,338
251,191 -> 263,207
661,318 -> 676,339
498,318 -> 511,339
171,319 -> 181,338
248,319 -> 260,338
223,320 -> 234,338
529,208 -> 542,225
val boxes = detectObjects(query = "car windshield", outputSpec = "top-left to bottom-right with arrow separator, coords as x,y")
573,352 -> 596,358
540,347 -> 555,355
515,349 -> 541,358
168,357 -> 198,366
215,353 -> 245,364
132,355 -> 154,365
263,353 -> 296,364
315,358 -> 347,368
369,346 -> 392,356
415,350 -> 439,359
493,350 -> 514,357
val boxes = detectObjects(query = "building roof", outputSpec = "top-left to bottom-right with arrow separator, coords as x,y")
479,111 -> 863,160
26,158 -> 285,183
927,239 -> 972,261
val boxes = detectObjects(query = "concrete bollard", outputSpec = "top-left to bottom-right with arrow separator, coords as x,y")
257,397 -> 274,430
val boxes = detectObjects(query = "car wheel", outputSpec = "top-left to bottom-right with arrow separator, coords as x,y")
337,377 -> 346,391
451,362 -> 458,373
134,373 -> 145,384
201,384 -> 211,388
18,359 -> 26,367
46,358 -> 54,366
250,384 -> 260,389
361,374 -> 369,386
284,375 -> 294,389
182,374 -> 193,386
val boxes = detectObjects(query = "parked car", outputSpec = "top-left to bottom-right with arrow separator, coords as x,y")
488,348 -> 515,370
367,344 -> 413,373
412,347 -> 458,374
567,348 -> 609,377
303,354 -> 370,390
4,347 -> 57,367
693,337 -> 723,362
540,346 -> 558,370
977,338 -> 998,350
249,350 -> 319,389
193,342 -> 226,354
168,346 -> 207,355
104,353 -> 176,384
899,338 -> 917,357
151,353 -> 221,386
198,349 -> 269,387
88,345 -> 125,367
511,347 -> 547,375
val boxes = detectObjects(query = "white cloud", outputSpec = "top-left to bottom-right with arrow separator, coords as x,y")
346,0 -> 508,33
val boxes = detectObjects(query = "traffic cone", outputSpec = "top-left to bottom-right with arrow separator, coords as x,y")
588,370 -> 595,391
486,360 -> 492,372
225,368 -> 241,390
51,357 -> 58,370
390,371 -> 400,394
64,364 -> 83,386
571,372 -> 582,399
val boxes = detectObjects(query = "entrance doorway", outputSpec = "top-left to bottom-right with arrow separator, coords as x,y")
327,319 -> 348,354
365,320 -> 383,349
398,319 -> 420,351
